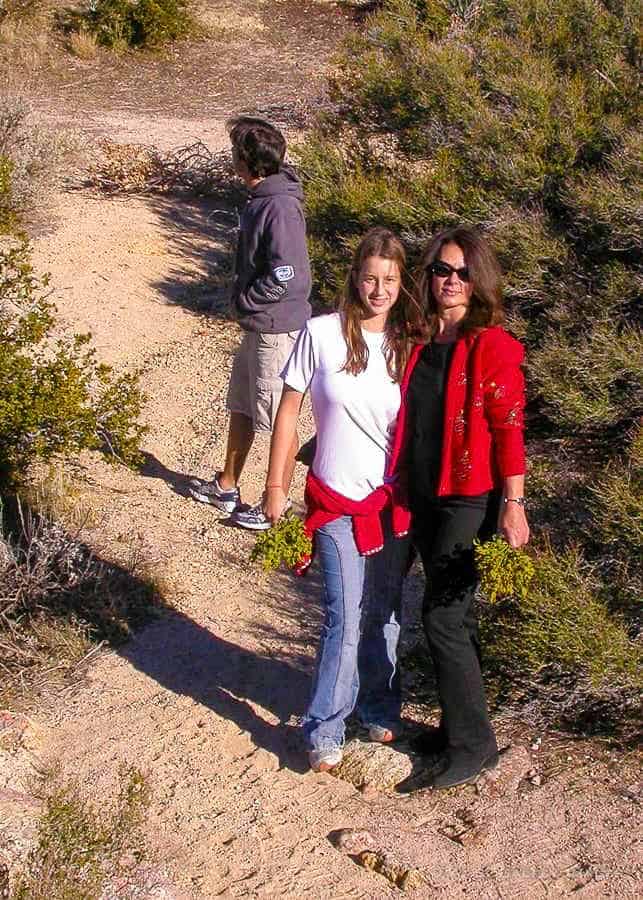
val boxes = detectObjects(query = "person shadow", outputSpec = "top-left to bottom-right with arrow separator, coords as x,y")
138,450 -> 202,499
128,450 -> 325,771
120,606 -> 318,774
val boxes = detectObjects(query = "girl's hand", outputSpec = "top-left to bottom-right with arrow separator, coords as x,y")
498,502 -> 530,548
262,485 -> 288,525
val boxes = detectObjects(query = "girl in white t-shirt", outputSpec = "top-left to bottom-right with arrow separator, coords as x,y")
263,227 -> 427,772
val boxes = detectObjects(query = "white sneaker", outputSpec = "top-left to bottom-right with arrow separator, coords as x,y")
230,498 -> 292,531
308,747 -> 343,772
188,473 -> 240,513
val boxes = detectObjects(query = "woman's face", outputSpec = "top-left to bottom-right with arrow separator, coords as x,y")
355,255 -> 401,324
431,241 -> 474,315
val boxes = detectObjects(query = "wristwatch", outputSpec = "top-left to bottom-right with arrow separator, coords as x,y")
503,496 -> 526,506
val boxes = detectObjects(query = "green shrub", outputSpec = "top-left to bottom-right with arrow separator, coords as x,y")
0,240 -> 146,488
479,545 -> 641,688
12,766 -> 150,900
299,0 -> 642,726
0,153 -> 15,233
79,0 -> 195,49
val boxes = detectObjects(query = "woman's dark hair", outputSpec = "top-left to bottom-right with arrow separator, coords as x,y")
415,226 -> 505,337
227,116 -> 286,178
340,227 -> 428,383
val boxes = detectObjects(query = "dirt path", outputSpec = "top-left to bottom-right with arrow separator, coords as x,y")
3,3 -> 641,897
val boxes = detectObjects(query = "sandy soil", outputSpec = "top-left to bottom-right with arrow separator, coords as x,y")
1,3 -> 641,897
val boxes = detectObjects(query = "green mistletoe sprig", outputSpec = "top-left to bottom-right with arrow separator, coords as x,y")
250,512 -> 312,572
474,535 -> 535,603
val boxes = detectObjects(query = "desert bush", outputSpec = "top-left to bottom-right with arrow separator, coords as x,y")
12,765 -> 150,900
479,543 -> 640,685
299,0 -> 642,725
72,0 -> 195,50
0,240 -> 146,488
0,0 -> 43,23
0,96 -> 80,229
0,496 -> 162,696
478,543 -> 641,740
250,513 -> 312,572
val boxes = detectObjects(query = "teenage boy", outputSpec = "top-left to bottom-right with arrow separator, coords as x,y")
190,116 -> 312,530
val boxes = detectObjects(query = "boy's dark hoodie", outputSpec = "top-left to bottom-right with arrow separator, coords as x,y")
232,165 -> 312,334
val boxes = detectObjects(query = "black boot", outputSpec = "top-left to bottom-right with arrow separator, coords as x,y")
394,754 -> 448,794
430,747 -> 499,790
409,724 -> 448,756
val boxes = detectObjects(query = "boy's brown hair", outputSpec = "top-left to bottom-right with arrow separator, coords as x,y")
227,116 -> 286,178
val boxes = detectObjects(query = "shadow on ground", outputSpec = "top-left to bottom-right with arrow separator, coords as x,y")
138,450 -> 201,498
142,192 -> 241,316
120,604 -> 316,774
1,493 -> 323,773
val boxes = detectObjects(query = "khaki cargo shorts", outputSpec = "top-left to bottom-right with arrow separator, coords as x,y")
226,330 -> 299,433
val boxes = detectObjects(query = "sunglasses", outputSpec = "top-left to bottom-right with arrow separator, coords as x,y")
429,261 -> 471,282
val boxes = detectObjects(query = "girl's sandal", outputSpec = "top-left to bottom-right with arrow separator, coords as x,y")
368,724 -> 402,744
309,747 -> 343,772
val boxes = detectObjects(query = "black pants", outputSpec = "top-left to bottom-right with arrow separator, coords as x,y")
412,493 -> 499,761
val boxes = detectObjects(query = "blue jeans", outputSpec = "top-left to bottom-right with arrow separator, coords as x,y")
302,514 -> 410,752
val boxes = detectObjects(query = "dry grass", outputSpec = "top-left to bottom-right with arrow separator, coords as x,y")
87,138 -> 244,201
0,1 -> 59,79
0,495 -> 166,706
198,4 -> 266,38
0,95 -> 83,225
22,465 -> 96,530
11,765 -> 151,900
67,26 -> 98,59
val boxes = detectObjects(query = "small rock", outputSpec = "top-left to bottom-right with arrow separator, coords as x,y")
331,828 -> 377,855
442,822 -> 488,848
358,782 -> 379,799
0,862 -> 9,900
331,738 -> 413,790
455,807 -> 477,826
478,744 -> 531,795
456,824 -> 489,848
356,850 -> 424,892
399,868 -> 425,891
529,774 -> 543,787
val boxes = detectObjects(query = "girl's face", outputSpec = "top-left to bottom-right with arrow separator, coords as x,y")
355,255 -> 401,325
431,241 -> 474,314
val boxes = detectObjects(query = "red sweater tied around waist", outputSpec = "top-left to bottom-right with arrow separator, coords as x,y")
294,472 -> 411,574
295,406 -> 411,574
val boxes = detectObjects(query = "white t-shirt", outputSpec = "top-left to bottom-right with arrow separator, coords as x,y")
281,312 -> 401,500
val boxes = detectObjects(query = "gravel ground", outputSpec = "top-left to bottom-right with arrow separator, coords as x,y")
2,3 -> 641,897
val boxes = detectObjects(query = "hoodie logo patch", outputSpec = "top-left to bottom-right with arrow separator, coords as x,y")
274,265 -> 295,283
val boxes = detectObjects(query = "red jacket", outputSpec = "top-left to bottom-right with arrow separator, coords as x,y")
390,326 -> 526,496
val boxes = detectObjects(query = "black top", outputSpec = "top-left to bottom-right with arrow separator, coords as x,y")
407,340 -> 456,506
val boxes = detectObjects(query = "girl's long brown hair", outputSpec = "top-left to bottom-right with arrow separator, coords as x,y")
339,227 -> 428,383
415,227 -> 505,339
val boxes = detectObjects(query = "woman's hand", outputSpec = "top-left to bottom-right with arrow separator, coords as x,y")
498,501 -> 530,548
262,485 -> 289,525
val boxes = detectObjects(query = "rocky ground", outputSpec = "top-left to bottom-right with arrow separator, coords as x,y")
1,2 -> 641,897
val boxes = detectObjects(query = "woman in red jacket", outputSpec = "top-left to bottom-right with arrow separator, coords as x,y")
396,226 -> 530,792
